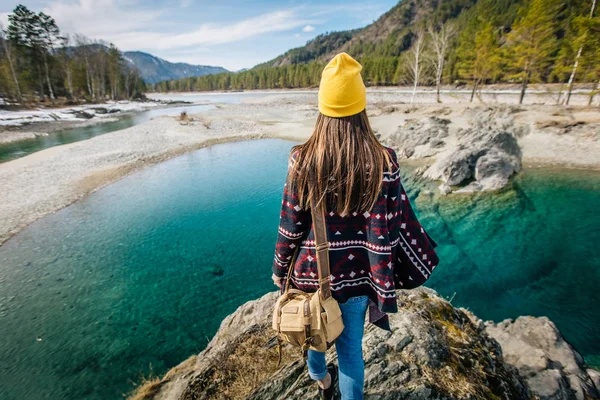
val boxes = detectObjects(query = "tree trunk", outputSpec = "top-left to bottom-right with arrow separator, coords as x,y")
1,38 -> 23,102
566,0 -> 597,105
436,80 -> 441,103
124,73 -> 130,99
66,65 -> 74,99
566,47 -> 582,105
470,78 -> 479,103
556,83 -> 565,105
84,55 -> 94,99
519,68 -> 530,105
37,63 -> 45,100
131,74 -> 138,99
42,52 -> 55,101
590,80 -> 599,106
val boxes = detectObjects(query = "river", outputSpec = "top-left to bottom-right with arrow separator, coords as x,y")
0,139 -> 598,399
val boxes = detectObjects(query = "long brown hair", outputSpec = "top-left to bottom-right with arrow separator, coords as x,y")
289,110 -> 392,216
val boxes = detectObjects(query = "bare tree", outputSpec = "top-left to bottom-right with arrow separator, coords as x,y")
74,34 -> 94,99
565,0 -> 597,105
428,22 -> 457,103
0,23 -> 23,102
59,34 -> 74,99
405,29 -> 427,104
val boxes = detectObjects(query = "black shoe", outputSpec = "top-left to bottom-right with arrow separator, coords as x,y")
318,364 -> 338,400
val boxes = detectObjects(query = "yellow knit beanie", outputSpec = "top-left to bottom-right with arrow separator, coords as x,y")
318,53 -> 367,118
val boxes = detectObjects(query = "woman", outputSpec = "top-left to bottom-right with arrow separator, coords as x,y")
271,53 -> 439,400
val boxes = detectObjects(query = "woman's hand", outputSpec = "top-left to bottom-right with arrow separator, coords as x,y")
272,273 -> 284,289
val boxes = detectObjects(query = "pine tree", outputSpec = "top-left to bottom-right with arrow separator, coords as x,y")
564,0 -> 597,104
504,0 -> 562,104
571,9 -> 600,104
8,5 -> 44,97
37,12 -> 62,101
456,21 -> 501,102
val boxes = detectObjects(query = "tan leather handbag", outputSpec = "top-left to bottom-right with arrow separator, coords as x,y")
272,199 -> 344,358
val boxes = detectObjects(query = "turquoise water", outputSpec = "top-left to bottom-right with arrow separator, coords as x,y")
0,139 -> 598,399
0,104 -> 213,163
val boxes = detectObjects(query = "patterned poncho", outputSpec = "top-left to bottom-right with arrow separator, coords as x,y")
272,147 -> 439,330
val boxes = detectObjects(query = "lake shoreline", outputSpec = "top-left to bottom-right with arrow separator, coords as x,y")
0,91 -> 599,247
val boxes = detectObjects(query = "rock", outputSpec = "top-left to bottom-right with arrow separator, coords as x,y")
438,183 -> 452,195
486,316 -> 600,400
208,265 -> 224,276
383,117 -> 450,159
70,110 -> 95,119
587,369 -> 600,391
144,288 -> 531,400
424,107 -> 522,192
474,150 -> 519,190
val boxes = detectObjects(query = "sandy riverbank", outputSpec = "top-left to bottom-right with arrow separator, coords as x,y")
1,90 -> 599,246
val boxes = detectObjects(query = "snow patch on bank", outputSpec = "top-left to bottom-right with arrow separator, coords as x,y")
0,101 -> 161,126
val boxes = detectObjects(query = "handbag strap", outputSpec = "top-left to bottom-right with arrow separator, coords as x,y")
310,198 -> 332,300
283,197 -> 332,300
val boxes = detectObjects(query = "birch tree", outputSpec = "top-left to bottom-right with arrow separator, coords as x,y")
427,22 -> 457,103
59,34 -> 74,99
0,23 -> 23,102
405,29 -> 426,104
74,34 -> 94,99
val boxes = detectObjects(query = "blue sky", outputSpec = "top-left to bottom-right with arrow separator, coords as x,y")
0,0 -> 398,70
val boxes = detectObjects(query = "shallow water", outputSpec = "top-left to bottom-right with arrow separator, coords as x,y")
0,139 -> 598,399
0,104 -> 213,163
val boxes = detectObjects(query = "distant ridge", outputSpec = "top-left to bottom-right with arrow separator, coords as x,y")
123,51 -> 228,84
259,0 -> 479,68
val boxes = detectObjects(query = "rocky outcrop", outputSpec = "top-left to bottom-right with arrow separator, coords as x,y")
424,107 -> 523,193
485,317 -> 600,400
134,287 -> 544,400
384,117 -> 450,159
384,106 -> 526,194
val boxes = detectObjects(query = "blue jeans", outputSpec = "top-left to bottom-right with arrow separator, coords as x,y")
306,295 -> 368,400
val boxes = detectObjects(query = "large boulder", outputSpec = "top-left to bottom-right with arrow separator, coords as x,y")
139,288 -> 531,400
424,107 -> 523,192
384,117 -> 450,159
485,316 -> 600,400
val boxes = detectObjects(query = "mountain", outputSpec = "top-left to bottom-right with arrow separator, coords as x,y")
151,0 -> 594,98
259,0 -> 479,68
122,51 -> 228,84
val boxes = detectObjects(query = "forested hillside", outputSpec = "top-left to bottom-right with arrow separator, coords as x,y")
0,5 -> 145,103
153,0 -> 599,105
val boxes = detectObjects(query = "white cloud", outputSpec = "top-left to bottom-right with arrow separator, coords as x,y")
302,24 -> 315,32
148,9 -> 311,49
43,0 -> 163,40
295,33 -> 300,38
30,1 -> 311,52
